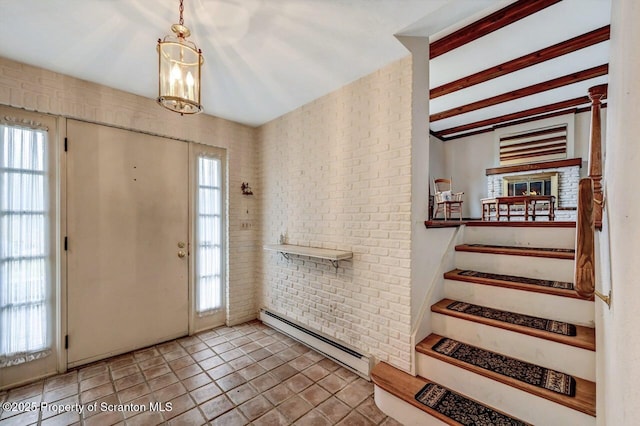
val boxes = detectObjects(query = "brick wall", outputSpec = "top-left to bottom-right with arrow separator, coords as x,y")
257,57 -> 414,371
0,57 -> 259,325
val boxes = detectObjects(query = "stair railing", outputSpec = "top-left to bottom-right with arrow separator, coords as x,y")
574,84 -> 610,305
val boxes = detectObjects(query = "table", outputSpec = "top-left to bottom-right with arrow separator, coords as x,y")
495,195 -> 556,221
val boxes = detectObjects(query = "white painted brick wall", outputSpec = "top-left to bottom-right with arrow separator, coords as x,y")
258,57 -> 414,371
0,57 -> 259,325
487,165 -> 580,221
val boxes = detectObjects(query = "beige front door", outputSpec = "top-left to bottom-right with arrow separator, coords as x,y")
66,120 -> 189,367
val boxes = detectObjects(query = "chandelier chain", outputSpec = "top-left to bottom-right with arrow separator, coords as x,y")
179,0 -> 184,26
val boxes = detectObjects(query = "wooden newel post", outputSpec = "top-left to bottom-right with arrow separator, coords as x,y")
588,84 -> 607,230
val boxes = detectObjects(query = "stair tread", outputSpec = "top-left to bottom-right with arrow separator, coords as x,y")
416,334 -> 596,417
444,268 -> 591,300
371,361 -> 531,426
432,298 -> 595,351
456,243 -> 575,260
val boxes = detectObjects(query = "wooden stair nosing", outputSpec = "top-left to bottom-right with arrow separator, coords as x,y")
465,221 -> 576,228
444,268 -> 592,300
416,334 -> 596,417
431,298 -> 596,351
455,244 -> 575,260
371,361 -> 528,426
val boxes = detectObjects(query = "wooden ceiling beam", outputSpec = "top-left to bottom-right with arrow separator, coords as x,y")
430,64 -> 608,122
434,96 -> 591,139
431,25 -> 610,99
430,0 -> 562,59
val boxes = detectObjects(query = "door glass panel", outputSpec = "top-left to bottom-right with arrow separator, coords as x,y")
196,156 -> 223,314
0,123 -> 51,367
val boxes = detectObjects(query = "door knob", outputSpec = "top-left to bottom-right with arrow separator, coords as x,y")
177,250 -> 186,258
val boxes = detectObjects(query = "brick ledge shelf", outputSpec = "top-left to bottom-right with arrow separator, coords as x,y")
263,244 -> 353,271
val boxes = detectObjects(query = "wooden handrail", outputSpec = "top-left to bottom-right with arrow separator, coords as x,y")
587,84 -> 607,230
575,178 -> 596,298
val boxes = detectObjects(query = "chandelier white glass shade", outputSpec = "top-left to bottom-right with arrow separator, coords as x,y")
157,1 -> 204,115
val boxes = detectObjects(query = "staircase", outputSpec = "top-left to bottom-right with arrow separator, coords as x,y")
372,222 -> 596,425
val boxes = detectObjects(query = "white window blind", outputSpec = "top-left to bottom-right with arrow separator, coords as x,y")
196,156 -> 223,314
499,124 -> 568,165
0,122 -> 51,367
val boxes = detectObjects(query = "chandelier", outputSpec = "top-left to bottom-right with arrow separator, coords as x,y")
157,0 -> 204,115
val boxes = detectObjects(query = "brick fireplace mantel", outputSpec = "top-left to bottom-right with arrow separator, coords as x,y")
485,158 -> 582,176
485,158 -> 582,221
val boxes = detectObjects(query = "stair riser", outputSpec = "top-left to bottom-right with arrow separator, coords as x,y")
416,353 -> 595,426
374,387 -> 448,426
464,226 -> 576,249
430,313 -> 595,381
455,251 -> 574,282
443,279 -> 594,326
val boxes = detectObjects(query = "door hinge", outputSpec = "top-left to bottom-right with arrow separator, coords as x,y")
64,335 -> 69,349
64,137 -> 68,152
64,237 -> 68,251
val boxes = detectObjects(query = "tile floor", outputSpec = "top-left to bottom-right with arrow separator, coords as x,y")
0,321 -> 402,425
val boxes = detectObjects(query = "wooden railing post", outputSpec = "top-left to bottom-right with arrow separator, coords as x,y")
587,84 -> 607,230
575,178 -> 596,298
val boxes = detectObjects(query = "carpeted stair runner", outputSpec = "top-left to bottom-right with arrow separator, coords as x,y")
456,269 -> 574,290
447,301 -> 577,336
415,382 -> 532,426
432,337 -> 577,396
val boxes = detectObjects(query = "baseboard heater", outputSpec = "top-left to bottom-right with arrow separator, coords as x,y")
260,309 -> 372,379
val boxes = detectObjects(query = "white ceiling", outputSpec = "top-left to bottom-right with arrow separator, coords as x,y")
0,0 -> 611,130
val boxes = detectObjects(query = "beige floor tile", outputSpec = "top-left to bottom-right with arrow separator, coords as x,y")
189,382 -> 222,405
174,363 -> 202,380
336,410 -> 376,425
198,355 -> 224,371
110,364 -> 140,381
302,364 -> 330,382
294,409 -> 333,426
116,382 -> 148,404
43,383 -> 78,404
216,372 -> 247,392
271,364 -> 298,382
3,321 -> 392,426
125,410 -> 165,426
317,373 -> 348,394
278,394 -> 313,423
200,394 -> 234,421
153,382 -> 187,404
253,408 -> 289,426
164,393 -> 195,420
284,373 -> 313,393
250,372 -> 279,393
148,372 -> 179,392
167,406 -> 206,425
300,384 -> 331,406
169,355 -> 196,371
114,372 -> 145,392
80,382 -> 114,404
238,395 -> 273,421
83,409 -> 124,426
317,396 -> 351,424
237,363 -> 266,381
335,378 -> 374,408
44,372 -> 77,393
209,408 -> 248,426
207,363 -> 234,380
181,373 -> 212,392
226,383 -> 257,406
356,396 -> 387,424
